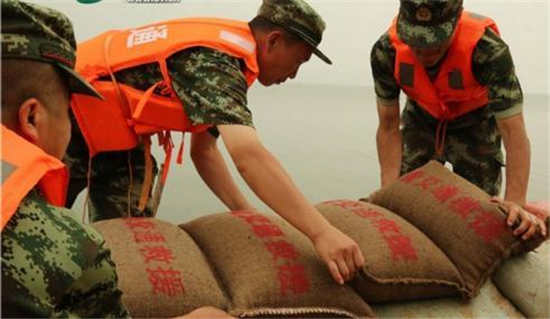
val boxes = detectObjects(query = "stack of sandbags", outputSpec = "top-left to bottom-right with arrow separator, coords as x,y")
92,218 -> 230,318
373,280 -> 524,318
366,160 -> 549,299
93,215 -> 375,318
315,200 -> 466,302
492,241 -> 549,318
181,210 -> 375,318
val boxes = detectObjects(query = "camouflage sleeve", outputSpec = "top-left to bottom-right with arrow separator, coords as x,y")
472,28 -> 523,119
167,47 -> 254,128
1,191 -> 129,318
370,32 -> 401,105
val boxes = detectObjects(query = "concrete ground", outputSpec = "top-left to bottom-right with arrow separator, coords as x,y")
73,84 -> 549,224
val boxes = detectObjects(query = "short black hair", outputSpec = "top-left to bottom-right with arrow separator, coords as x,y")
1,59 -> 69,124
249,16 -> 302,44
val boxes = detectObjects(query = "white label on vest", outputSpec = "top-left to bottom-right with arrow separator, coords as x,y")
1,160 -> 16,183
127,25 -> 168,48
219,30 -> 255,53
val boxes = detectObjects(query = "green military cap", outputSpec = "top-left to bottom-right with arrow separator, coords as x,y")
1,0 -> 102,99
397,0 -> 463,48
257,0 -> 332,65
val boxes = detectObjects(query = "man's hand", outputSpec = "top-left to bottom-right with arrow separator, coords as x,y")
312,225 -> 365,284
491,197 -> 543,240
218,124 -> 365,284
523,202 -> 548,237
175,307 -> 236,319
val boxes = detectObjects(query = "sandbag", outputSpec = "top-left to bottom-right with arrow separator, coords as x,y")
92,218 -> 230,318
373,280 -> 524,318
367,161 -> 549,297
492,241 -> 549,318
181,210 -> 375,318
316,200 -> 466,302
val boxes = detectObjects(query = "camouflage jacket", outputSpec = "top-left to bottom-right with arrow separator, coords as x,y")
1,189 -> 130,318
108,46 -> 254,137
371,27 -> 524,128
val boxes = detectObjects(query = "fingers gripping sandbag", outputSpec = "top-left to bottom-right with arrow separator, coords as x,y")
316,200 -> 466,302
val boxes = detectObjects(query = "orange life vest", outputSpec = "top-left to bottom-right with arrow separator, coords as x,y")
388,11 -> 500,121
72,17 -> 259,157
71,18 -> 259,212
1,125 -> 68,230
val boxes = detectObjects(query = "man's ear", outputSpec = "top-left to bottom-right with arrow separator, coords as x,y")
18,98 -> 45,144
265,30 -> 284,53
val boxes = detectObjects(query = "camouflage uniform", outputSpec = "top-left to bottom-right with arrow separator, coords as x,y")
371,0 -> 523,195
1,0 -> 129,317
64,47 -> 254,221
65,0 -> 331,222
2,191 -> 129,318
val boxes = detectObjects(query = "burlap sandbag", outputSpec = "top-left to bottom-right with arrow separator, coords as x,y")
92,218 -> 230,318
373,280 -> 524,318
367,161 -> 549,298
492,241 -> 549,319
316,200 -> 466,303
181,211 -> 375,318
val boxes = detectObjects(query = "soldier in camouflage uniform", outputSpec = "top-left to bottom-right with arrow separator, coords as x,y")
65,0 -> 332,221
66,0 -> 364,284
372,0 -> 545,239
1,0 -> 130,316
1,2 -> 242,317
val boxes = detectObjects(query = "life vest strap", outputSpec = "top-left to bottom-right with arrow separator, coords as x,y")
435,120 -> 448,157
132,81 -> 163,122
176,132 -> 185,165
138,136 -> 154,212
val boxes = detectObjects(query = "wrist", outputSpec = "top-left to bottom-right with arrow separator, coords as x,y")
504,194 -> 526,206
229,200 -> 254,211
308,217 -> 333,243
381,171 -> 399,186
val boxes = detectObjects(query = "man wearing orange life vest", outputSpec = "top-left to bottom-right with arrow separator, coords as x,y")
372,0 -> 546,239
1,0 -> 130,316
1,1 -> 239,318
65,0 -> 364,284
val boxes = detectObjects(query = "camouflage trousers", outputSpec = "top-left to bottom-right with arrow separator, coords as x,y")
400,104 -> 504,196
64,114 -> 158,222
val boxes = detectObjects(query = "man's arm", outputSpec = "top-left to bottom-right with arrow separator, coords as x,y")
497,113 -> 530,205
370,34 -> 402,187
376,98 -> 402,187
218,124 -> 365,284
190,130 -> 254,211
495,113 -> 545,239
471,28 -> 545,239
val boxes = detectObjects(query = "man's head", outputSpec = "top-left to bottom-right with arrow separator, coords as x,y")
397,0 -> 463,67
250,0 -> 331,86
1,0 -> 101,159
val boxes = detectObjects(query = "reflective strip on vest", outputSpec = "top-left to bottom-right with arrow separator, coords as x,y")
1,161 -> 16,183
1,126 -> 68,230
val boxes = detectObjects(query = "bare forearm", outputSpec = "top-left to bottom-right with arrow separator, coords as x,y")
503,135 -> 530,204
497,113 -> 531,205
234,147 -> 331,239
376,126 -> 402,186
375,100 -> 401,187
192,149 -> 252,211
